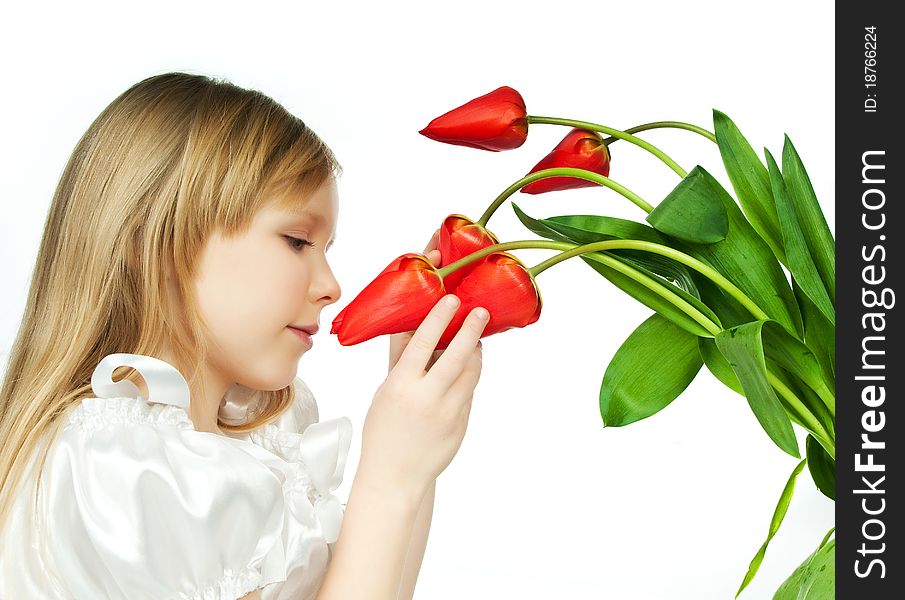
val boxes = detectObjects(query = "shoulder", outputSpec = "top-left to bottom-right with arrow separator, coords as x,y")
58,394 -> 282,493
38,396 -> 286,598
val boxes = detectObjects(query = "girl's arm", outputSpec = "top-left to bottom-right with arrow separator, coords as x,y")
396,480 -> 436,599
315,470 -> 426,599
239,591 -> 261,600
318,277 -> 485,599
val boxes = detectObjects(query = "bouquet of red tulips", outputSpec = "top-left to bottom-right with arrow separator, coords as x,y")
331,86 -> 836,598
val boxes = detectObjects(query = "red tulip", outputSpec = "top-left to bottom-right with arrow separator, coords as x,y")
439,214 -> 500,290
436,252 -> 542,350
331,253 -> 446,346
520,128 -> 611,194
419,86 -> 528,152
332,248 -> 543,348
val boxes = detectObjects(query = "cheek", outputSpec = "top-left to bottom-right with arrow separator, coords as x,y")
194,240 -> 301,330
258,252 -> 313,300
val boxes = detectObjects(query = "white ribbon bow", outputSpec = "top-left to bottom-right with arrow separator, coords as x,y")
284,418 -> 353,543
91,353 -> 191,408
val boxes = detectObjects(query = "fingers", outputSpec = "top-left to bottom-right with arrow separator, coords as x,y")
426,348 -> 444,371
388,229 -> 443,371
388,331 -> 414,371
425,249 -> 441,267
423,229 -> 440,254
395,294 -> 462,373
426,306 -> 489,390
425,228 -> 441,267
447,341 -> 483,410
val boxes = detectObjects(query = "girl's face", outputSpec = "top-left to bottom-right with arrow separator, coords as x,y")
191,177 -> 341,392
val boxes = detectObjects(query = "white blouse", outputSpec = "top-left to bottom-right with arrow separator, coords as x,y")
0,353 -> 353,600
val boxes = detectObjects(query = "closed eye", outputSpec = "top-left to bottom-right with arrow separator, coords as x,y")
285,236 -> 316,252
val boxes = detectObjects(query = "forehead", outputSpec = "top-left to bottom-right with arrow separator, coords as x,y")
282,205 -> 327,222
265,178 -> 338,219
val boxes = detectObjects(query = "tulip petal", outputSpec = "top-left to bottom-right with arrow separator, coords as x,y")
436,252 -> 542,349
331,253 -> 446,345
439,214 -> 500,290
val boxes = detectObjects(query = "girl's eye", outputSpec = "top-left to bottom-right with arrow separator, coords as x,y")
285,236 -> 315,252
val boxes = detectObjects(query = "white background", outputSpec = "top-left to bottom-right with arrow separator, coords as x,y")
1,1 -> 834,598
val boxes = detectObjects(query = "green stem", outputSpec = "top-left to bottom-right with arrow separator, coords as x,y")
529,239 -> 769,321
602,121 -> 717,145
527,115 -> 688,177
436,239 -> 719,336
437,239 -> 578,279
436,239 -> 835,452
586,252 -> 720,337
440,238 -> 766,325
476,167 -> 652,228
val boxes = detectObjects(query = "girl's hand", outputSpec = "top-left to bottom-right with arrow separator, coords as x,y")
360,292 -> 488,505
388,229 -> 443,373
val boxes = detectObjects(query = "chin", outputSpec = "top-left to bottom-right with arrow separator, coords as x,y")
235,359 -> 299,392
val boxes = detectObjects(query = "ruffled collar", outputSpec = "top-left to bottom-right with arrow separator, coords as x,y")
66,396 -> 195,434
65,353 -> 196,434
80,352 -> 353,543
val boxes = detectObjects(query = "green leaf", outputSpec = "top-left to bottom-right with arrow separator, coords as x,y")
713,109 -> 787,264
545,214 -> 702,296
806,435 -> 835,501
782,135 -> 836,302
511,201 -> 597,246
647,165 -> 729,243
698,338 -> 744,395
511,203 -> 718,336
544,213 -> 668,244
794,281 -> 835,385
772,537 -> 835,600
580,252 -> 718,338
764,366 -> 813,435
759,320 -> 835,420
600,314 -> 703,426
715,322 -> 799,458
691,274 -> 752,330
784,380 -> 835,459
765,149 -> 835,324
736,458 -> 808,597
511,203 -> 700,296
683,170 -> 803,337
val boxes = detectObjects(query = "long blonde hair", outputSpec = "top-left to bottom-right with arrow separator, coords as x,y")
0,72 -> 342,534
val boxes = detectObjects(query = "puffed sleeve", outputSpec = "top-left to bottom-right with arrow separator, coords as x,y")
42,396 -> 288,600
240,379 -> 353,600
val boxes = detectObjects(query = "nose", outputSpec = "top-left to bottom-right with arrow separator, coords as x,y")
312,256 -> 342,307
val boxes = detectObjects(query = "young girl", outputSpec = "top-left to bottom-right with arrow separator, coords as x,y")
0,72 -> 489,599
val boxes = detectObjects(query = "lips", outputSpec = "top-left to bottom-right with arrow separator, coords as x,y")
290,324 -> 319,336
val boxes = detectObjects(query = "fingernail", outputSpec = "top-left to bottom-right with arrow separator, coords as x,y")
475,308 -> 489,321
445,295 -> 460,308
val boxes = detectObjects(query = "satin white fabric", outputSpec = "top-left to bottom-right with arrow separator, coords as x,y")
0,353 -> 353,600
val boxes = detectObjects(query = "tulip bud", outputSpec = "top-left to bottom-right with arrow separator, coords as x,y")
439,214 -> 500,290
419,86 -> 529,151
436,252 -> 542,350
331,253 -> 446,346
521,128 -> 611,194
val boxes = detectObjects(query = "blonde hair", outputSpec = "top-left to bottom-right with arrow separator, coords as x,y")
0,72 -> 342,534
